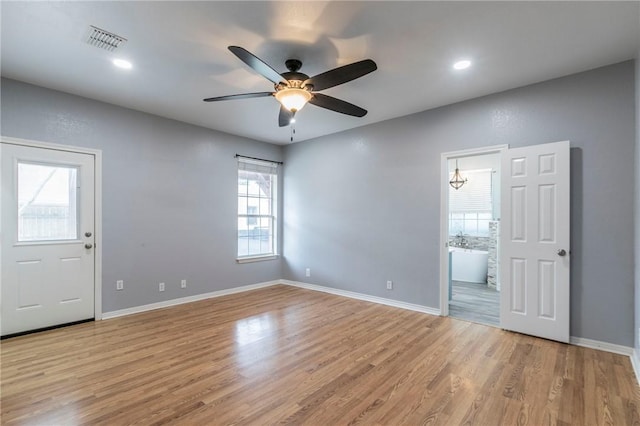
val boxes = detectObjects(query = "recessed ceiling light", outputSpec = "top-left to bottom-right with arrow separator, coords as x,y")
453,60 -> 471,70
112,59 -> 132,70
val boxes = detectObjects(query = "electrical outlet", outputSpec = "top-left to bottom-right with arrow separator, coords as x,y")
305,268 -> 311,277
386,280 -> 393,290
181,279 -> 187,289
159,282 -> 165,292
116,280 -> 124,290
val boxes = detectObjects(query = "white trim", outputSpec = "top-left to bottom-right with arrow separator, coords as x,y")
442,144 -> 510,160
103,279 -> 440,321
1,136 -> 102,156
13,240 -> 86,247
236,254 -> 279,264
93,149 -> 103,320
281,280 -> 440,316
1,136 -> 104,321
631,349 -> 640,386
439,144 -> 508,317
569,336 -> 633,356
102,280 -> 281,319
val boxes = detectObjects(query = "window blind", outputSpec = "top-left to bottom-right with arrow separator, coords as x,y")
237,158 -> 279,175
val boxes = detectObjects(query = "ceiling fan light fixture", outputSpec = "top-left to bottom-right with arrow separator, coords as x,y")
275,88 -> 312,112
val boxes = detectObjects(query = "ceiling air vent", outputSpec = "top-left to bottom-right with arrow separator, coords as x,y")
85,25 -> 127,52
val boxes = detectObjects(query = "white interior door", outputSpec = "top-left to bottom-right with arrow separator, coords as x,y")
1,142 -> 95,336
500,140 -> 570,342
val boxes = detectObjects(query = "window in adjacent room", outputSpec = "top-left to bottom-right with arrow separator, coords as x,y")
237,157 -> 278,260
449,168 -> 493,237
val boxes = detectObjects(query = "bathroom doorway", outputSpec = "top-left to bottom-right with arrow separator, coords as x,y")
439,145 -> 507,327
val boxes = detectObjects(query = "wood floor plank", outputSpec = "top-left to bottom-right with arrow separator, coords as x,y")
449,280 -> 500,327
1,285 -> 638,425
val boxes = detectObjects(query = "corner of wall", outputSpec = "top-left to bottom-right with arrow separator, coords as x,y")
635,54 -> 640,353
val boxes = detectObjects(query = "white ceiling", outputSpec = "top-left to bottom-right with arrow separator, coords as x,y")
2,1 -> 639,145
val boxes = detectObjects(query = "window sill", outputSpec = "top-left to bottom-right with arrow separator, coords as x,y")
236,255 -> 279,264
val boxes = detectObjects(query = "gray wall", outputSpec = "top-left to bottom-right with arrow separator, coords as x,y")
1,78 -> 284,313
283,61 -> 636,347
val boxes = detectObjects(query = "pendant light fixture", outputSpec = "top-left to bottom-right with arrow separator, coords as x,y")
449,159 -> 467,190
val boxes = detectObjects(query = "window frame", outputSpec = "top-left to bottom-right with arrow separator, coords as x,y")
236,158 -> 279,262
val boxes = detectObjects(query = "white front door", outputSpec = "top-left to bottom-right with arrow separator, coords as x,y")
1,142 -> 95,336
500,140 -> 570,342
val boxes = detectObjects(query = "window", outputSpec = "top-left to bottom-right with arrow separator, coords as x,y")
237,158 -> 278,259
17,162 -> 79,242
449,169 -> 493,237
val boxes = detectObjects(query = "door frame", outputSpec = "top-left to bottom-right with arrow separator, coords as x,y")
439,144 -> 508,317
1,136 -> 103,320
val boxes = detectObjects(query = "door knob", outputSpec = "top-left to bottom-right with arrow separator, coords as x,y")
557,249 -> 567,257
85,232 -> 92,237
85,243 -> 93,249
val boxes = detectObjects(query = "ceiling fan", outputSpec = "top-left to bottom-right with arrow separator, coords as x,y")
203,46 -> 377,127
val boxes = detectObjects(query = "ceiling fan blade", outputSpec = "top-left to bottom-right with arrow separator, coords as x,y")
228,46 -> 287,85
304,59 -> 377,91
203,92 -> 273,102
309,93 -> 367,117
278,106 -> 294,127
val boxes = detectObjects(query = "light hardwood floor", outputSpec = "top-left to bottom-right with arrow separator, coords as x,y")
2,285 -> 639,425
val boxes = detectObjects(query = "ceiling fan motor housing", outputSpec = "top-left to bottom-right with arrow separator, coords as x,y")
277,76 -> 310,90
285,59 -> 302,72
281,59 -> 312,89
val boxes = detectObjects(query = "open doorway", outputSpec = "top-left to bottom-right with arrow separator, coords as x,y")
439,145 -> 507,327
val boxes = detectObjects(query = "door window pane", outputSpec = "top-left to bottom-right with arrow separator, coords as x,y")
17,162 -> 79,241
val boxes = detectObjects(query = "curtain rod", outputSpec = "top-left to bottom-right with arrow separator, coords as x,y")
235,154 -> 283,165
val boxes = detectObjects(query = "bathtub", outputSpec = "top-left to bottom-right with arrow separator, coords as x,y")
449,248 -> 488,283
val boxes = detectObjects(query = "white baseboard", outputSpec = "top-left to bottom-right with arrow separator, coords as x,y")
280,279 -> 441,316
102,280 -> 281,319
569,336 -> 633,356
631,349 -> 640,386
102,279 -> 440,320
